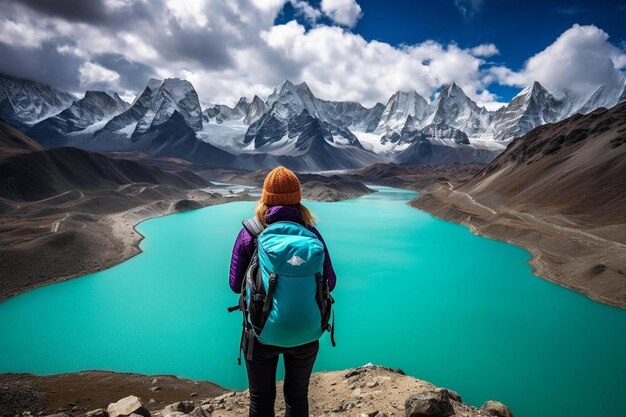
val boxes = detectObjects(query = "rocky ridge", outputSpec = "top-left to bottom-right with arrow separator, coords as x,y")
3,366 -> 512,417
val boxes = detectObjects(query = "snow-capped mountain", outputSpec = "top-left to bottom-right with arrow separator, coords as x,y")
94,78 -> 202,140
421,83 -> 493,139
204,97 -> 249,124
244,95 -> 267,125
374,91 -> 428,134
0,74 -> 75,128
203,95 -> 268,126
576,76 -> 626,114
4,73 -> 626,171
403,122 -> 470,146
327,101 -> 384,132
492,82 -> 563,142
96,78 -> 162,137
135,78 -> 202,134
237,109 -> 382,171
27,91 -> 128,147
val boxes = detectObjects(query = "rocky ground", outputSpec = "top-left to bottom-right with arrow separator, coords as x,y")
0,187 -> 254,302
1,365 -> 512,417
345,163 -> 486,191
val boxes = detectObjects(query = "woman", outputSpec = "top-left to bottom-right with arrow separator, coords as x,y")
229,166 -> 337,417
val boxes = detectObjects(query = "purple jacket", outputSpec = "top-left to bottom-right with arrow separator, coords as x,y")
229,205 -> 337,293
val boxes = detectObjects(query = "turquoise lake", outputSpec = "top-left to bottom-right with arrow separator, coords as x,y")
1,186 -> 625,417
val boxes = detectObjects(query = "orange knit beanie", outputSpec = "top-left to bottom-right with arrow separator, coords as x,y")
262,166 -> 301,205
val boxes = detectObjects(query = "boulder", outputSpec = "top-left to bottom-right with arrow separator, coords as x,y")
189,405 -> 213,417
480,400 -> 513,417
404,391 -> 454,417
107,396 -> 150,417
436,388 -> 461,403
163,402 -> 194,414
86,409 -> 109,417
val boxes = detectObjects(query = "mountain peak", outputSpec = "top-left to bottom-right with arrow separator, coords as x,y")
146,78 -> 163,91
521,81 -> 548,97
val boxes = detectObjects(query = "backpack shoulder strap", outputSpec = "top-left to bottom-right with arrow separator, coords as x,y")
242,216 -> 265,238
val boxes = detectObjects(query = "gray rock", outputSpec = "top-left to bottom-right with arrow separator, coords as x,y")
163,402 -> 194,415
212,392 -> 235,403
43,414 -> 71,417
345,368 -> 366,378
404,391 -> 454,417
107,395 -> 151,417
188,405 -> 213,417
436,388 -> 461,403
86,409 -> 108,417
480,400 -> 513,417
149,387 -> 161,392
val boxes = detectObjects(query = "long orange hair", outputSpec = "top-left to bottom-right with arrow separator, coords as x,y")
255,200 -> 316,227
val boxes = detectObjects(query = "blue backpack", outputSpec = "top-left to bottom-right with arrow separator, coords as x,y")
228,216 -> 335,363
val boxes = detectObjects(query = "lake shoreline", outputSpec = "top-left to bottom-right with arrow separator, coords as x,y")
411,181 -> 626,310
0,191 -> 254,304
0,180 -> 375,303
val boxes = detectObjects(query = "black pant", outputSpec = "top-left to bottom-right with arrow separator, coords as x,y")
245,339 -> 319,417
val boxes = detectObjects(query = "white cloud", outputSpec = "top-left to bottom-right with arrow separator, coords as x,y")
3,2 -> 624,113
166,0 -> 209,29
78,61 -> 120,88
0,18 -> 52,48
492,24 -> 626,93
321,0 -> 362,28
261,22 -> 497,106
290,0 -> 322,23
470,43 -> 499,57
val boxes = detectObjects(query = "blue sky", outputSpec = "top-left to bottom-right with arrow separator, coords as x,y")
1,0 -> 624,108
277,0 -> 626,101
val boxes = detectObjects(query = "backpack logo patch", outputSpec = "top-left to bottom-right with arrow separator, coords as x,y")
287,255 -> 306,266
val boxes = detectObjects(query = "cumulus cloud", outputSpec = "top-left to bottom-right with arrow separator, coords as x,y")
0,1 -> 623,111
261,21 -> 499,106
492,24 -> 626,93
320,0 -> 362,28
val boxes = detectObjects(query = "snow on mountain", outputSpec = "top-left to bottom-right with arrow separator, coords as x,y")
576,75 -> 626,114
135,78 -> 202,134
0,73 -> 75,128
204,97 -> 248,124
95,78 -> 202,139
244,95 -> 267,124
404,122 -> 470,147
421,82 -> 492,139
96,78 -> 163,137
236,109 -> 382,171
492,81 -> 563,142
329,101 -> 384,132
4,73 -> 626,170
374,91 -> 428,134
27,91 -> 129,147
